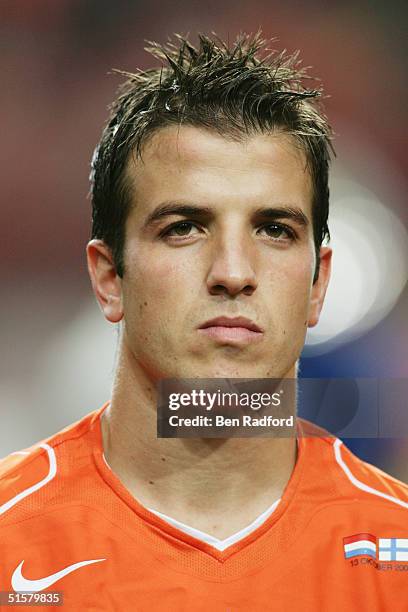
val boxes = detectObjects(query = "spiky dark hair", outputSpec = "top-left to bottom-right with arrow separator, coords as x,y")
90,31 -> 333,278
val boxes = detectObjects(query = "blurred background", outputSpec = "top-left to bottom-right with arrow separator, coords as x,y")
1,1 -> 407,479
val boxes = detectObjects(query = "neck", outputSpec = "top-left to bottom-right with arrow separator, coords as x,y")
101,342 -> 298,539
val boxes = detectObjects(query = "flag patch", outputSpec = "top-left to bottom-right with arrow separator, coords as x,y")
378,538 -> 408,562
343,533 -> 377,559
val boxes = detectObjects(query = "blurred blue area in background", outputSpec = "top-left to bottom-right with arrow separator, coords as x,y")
300,307 -> 407,476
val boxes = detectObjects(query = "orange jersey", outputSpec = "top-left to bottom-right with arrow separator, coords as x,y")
1,404 -> 408,611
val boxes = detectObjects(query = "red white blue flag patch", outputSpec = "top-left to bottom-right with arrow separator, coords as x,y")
343,533 -> 377,559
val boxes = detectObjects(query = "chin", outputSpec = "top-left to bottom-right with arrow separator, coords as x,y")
190,365 -> 269,379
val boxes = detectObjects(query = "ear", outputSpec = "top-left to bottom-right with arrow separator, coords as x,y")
86,239 -> 124,323
308,246 -> 332,328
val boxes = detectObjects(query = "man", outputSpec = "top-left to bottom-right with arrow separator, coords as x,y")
1,33 -> 407,611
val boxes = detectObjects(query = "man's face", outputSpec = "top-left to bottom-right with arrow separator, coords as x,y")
102,125 -> 330,379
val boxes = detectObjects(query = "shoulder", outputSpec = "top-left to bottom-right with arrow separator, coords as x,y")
332,436 -> 408,508
0,408 -> 104,525
298,418 -> 408,512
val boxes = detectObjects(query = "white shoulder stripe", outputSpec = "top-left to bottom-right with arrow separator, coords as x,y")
0,444 -> 57,517
333,438 -> 408,509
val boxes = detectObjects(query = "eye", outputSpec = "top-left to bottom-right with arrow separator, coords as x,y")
162,221 -> 201,238
257,223 -> 296,241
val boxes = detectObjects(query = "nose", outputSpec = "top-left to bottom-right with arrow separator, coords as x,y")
206,230 -> 258,298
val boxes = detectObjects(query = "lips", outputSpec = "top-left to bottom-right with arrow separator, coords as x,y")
199,316 -> 263,333
198,316 -> 264,345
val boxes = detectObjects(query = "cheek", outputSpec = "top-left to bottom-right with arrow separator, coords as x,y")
264,249 -> 314,324
268,245 -> 313,289
122,247 -> 193,331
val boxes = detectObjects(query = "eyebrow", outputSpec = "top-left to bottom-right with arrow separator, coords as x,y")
252,206 -> 309,227
143,202 -> 309,229
143,203 -> 214,228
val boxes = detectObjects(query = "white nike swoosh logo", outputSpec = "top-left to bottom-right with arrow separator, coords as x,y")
12,558 -> 106,592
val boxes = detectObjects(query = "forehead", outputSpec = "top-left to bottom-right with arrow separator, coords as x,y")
126,125 -> 313,214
